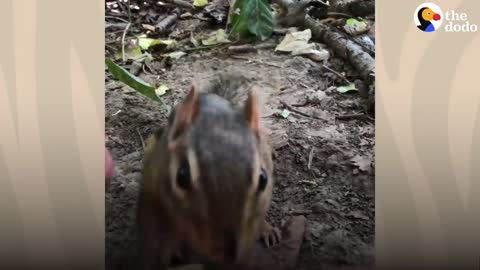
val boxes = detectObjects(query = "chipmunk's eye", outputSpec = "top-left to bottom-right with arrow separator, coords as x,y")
177,159 -> 191,190
257,168 -> 268,193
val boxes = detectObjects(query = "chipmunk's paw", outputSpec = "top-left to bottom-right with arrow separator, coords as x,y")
260,222 -> 282,248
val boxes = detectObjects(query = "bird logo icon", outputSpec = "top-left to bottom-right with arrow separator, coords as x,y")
414,3 -> 443,32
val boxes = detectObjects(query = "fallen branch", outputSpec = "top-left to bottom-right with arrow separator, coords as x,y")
329,0 -> 375,17
161,0 -> 193,10
273,0 -> 375,80
156,13 -> 178,34
305,15 -> 375,80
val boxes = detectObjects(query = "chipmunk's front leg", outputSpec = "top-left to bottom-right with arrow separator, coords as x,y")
259,219 -> 282,248
136,195 -> 177,270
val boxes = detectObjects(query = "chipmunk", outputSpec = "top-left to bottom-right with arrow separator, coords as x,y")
136,72 -> 281,270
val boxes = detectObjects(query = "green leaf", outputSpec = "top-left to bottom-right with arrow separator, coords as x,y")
229,0 -> 274,40
155,85 -> 170,96
105,58 -> 161,102
138,37 -> 177,50
346,18 -> 367,27
336,83 -> 358,93
114,46 -> 145,61
202,29 -> 231,45
280,109 -> 290,118
193,0 -> 208,7
344,18 -> 369,35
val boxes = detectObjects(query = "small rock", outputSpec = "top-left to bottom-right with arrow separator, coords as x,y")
347,210 -> 369,221
307,221 -> 330,239
311,202 -> 328,213
325,199 -> 341,208
308,90 -> 327,103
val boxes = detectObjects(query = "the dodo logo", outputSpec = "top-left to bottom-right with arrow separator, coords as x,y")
414,3 -> 443,32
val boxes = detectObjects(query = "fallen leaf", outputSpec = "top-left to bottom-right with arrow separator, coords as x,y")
193,0 -> 208,7
280,109 -> 291,118
190,32 -> 200,47
155,84 -> 170,96
138,36 -> 177,50
201,29 -> 231,45
305,49 -> 330,62
336,83 -> 358,93
114,45 -> 144,61
165,51 -> 186,59
275,29 -> 312,53
351,155 -> 371,172
344,18 -> 369,35
105,58 -> 161,102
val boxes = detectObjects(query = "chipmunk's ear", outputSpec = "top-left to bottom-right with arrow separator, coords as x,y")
170,84 -> 200,141
244,87 -> 261,138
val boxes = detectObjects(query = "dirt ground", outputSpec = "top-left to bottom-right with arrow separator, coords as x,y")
105,7 -> 375,270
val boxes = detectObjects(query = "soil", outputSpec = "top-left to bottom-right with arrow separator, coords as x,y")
105,6 -> 375,270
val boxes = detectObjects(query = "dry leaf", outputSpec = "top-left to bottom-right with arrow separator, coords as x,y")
351,155 -> 371,172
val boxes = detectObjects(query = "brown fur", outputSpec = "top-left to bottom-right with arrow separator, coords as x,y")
136,72 -> 279,270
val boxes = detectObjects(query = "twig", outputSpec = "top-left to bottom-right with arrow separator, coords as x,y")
255,42 -> 277,50
182,43 -> 226,52
316,0 -> 329,6
142,63 -> 154,75
280,101 -> 327,122
335,113 -> 368,121
137,128 -> 145,149
307,146 -> 315,170
288,209 -> 313,215
228,44 -> 257,54
322,65 -> 350,84
327,12 -> 353,18
112,110 -> 122,116
105,15 -> 129,23
121,22 -> 132,63
127,0 -> 132,23
230,55 -> 282,68
299,180 -> 317,186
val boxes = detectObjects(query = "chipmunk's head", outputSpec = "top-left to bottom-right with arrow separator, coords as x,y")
163,84 -> 273,265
